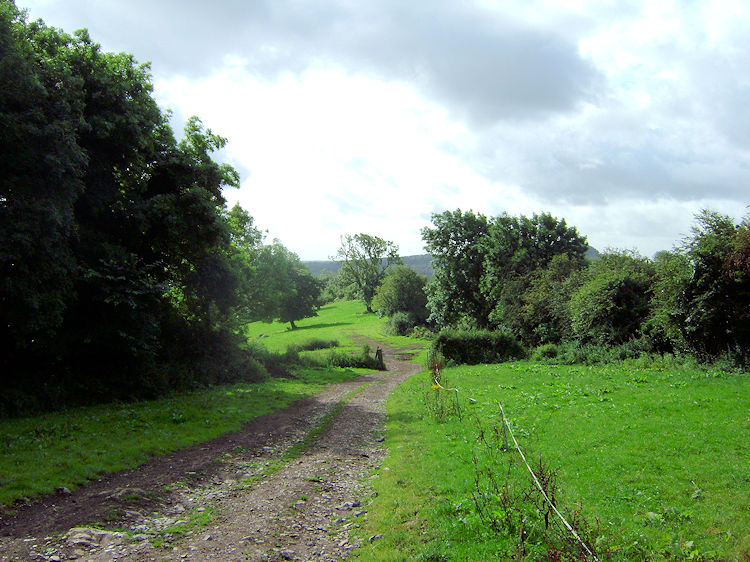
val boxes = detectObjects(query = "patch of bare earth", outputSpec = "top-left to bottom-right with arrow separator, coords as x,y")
0,344 -> 421,561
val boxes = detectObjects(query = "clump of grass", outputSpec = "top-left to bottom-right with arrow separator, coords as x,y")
151,505 -> 216,547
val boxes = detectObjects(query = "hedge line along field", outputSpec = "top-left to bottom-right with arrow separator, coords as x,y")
358,360 -> 749,560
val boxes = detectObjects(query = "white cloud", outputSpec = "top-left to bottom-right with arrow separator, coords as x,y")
154,65 -> 533,258
19,0 -> 750,259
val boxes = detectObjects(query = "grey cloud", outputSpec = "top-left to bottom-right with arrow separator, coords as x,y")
24,0 -> 600,124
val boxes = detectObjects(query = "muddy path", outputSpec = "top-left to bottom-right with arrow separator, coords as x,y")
0,343 -> 421,561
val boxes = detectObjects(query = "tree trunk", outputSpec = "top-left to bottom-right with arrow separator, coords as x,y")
290,320 -> 297,330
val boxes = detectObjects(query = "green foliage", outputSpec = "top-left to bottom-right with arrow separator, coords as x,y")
287,338 -> 339,352
569,250 -> 655,347
389,311 -> 418,336
644,250 -> 692,355
254,240 -> 322,329
431,329 -> 526,365
422,210 -> 587,336
422,209 -> 492,328
318,269 -> 360,303
372,265 -> 429,323
516,253 -> 583,345
0,9 -> 290,414
679,210 -> 749,364
323,344 -> 386,370
482,212 -> 588,333
333,233 -> 402,312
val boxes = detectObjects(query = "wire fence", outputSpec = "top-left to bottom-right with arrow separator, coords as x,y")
432,378 -> 599,561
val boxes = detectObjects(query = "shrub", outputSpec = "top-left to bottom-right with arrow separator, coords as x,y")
530,343 -> 560,361
288,338 -> 339,352
411,325 -> 435,340
324,345 -> 386,370
431,328 -> 526,365
389,311 -> 416,336
372,265 -> 429,322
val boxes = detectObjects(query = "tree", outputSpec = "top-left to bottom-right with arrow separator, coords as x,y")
372,265 -> 429,322
422,210 -> 588,332
278,269 -> 322,330
422,209 -> 491,328
518,253 -> 584,346
255,241 -> 322,329
645,250 -> 692,355
679,210 -> 748,362
0,3 -> 85,355
0,7 -> 259,413
569,250 -> 655,347
482,212 -> 588,329
333,233 -> 401,313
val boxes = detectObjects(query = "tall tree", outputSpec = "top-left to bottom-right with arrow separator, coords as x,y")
257,241 -> 322,329
679,210 -> 748,362
422,209 -> 491,328
518,253 -> 584,345
482,212 -> 588,329
0,3 -> 86,356
333,233 -> 401,312
0,7 -> 256,413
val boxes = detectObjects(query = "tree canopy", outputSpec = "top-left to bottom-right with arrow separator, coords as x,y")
333,233 -> 402,312
0,5 -> 277,414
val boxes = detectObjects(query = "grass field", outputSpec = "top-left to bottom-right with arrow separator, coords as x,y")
357,360 -> 750,560
244,299 -> 424,353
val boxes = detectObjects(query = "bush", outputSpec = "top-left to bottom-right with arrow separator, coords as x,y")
324,344 -> 386,370
389,311 -> 417,335
431,328 -> 526,365
411,325 -> 435,340
288,338 -> 339,352
372,265 -> 429,322
530,343 -> 560,361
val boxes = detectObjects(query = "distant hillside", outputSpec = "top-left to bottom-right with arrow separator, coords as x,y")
305,254 -> 434,278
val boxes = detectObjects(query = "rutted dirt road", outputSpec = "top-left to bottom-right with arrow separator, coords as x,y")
0,343 -> 421,561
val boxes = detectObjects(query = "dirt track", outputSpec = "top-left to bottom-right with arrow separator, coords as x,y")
0,343 -> 421,561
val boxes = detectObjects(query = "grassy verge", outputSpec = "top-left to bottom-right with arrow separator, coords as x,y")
358,361 -> 750,560
0,366 -> 367,506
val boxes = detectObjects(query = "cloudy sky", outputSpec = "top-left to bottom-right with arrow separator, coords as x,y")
20,0 -> 750,260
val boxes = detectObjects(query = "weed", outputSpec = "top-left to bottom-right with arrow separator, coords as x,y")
424,350 -> 456,423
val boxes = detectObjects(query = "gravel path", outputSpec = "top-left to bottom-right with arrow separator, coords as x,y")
0,343 -> 421,561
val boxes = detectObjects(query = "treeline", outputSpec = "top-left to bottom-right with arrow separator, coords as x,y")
0,5 -> 320,416
365,209 -> 748,367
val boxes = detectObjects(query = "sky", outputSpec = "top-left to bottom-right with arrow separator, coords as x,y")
19,0 -> 750,260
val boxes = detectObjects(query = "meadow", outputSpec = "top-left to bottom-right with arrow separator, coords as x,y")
357,359 -> 749,560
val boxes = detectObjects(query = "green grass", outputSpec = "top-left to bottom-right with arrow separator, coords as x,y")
0,366 -> 364,506
358,361 -> 750,560
245,300 -> 428,353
